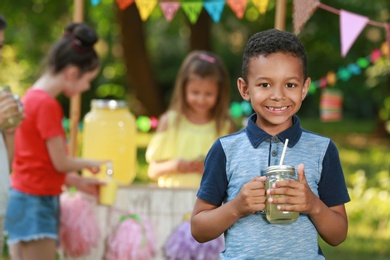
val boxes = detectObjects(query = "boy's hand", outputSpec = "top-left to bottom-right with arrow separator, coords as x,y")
234,176 -> 267,217
267,163 -> 319,214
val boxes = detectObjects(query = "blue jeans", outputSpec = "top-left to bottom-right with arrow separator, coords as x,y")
5,189 -> 59,245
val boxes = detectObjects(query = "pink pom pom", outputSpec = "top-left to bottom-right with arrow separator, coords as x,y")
164,220 -> 224,260
105,214 -> 157,260
59,191 -> 100,257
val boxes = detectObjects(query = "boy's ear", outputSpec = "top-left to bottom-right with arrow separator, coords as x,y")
301,77 -> 311,101
63,66 -> 80,81
237,77 -> 250,101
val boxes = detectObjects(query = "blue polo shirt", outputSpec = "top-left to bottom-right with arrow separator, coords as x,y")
197,114 -> 350,259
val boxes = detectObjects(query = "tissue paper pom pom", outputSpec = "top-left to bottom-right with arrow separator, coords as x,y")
105,214 -> 157,260
164,220 -> 224,260
59,191 -> 100,257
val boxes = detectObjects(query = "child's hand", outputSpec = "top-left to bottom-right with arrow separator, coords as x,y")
0,92 -> 24,130
234,176 -> 267,217
65,172 -> 105,197
85,159 -> 110,174
266,163 -> 318,214
177,159 -> 204,174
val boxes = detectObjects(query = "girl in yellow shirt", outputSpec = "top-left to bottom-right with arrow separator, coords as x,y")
146,51 -> 235,188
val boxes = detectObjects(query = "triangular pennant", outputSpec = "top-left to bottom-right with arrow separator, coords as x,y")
135,0 -> 158,21
181,2 -> 203,24
251,0 -> 269,14
293,0 -> 320,35
340,10 -> 368,57
226,0 -> 247,19
116,0 -> 134,10
159,2 -> 181,22
91,0 -> 101,6
204,0 -> 225,23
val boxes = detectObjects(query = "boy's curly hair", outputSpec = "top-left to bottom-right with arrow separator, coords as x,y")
242,29 -> 308,81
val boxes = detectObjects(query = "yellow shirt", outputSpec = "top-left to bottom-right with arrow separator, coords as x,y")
145,111 -> 230,188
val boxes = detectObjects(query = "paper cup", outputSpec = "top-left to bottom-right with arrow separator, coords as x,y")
99,178 -> 118,206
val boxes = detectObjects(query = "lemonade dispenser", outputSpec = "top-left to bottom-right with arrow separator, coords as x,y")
82,99 -> 137,185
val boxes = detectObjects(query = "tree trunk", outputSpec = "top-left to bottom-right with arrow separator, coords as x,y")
117,4 -> 165,116
189,9 -> 212,51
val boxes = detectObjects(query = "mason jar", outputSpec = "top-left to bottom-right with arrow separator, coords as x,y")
82,99 -> 137,186
0,86 -> 23,129
265,165 -> 299,224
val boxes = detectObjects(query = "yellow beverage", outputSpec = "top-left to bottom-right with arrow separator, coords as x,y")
265,165 -> 298,224
82,100 -> 137,185
99,177 -> 118,206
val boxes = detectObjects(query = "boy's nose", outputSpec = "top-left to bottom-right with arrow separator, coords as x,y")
269,86 -> 285,101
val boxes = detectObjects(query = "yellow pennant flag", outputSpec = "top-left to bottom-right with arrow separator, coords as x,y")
251,0 -> 269,14
135,0 -> 157,21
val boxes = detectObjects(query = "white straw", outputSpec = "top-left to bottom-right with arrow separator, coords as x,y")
279,139 -> 289,166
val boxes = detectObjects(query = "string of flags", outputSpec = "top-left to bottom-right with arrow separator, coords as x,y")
91,0 -> 269,23
293,0 -> 390,57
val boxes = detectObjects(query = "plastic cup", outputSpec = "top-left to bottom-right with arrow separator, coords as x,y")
99,178 -> 118,206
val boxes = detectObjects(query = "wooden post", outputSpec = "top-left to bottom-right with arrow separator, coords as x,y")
275,0 -> 287,30
69,0 -> 84,157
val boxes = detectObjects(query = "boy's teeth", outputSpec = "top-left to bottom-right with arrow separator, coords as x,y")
268,106 -> 287,111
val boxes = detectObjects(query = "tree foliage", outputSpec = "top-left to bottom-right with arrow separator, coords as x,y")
0,0 -> 389,135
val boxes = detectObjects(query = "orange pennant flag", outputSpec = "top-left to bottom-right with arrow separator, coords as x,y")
116,0 -> 134,10
226,0 -> 247,19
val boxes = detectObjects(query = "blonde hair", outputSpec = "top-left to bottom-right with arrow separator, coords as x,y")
169,50 -> 231,134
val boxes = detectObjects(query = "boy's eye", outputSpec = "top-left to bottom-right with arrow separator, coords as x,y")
286,83 -> 296,88
259,83 -> 270,88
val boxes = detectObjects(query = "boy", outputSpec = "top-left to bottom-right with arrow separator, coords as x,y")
191,29 -> 350,259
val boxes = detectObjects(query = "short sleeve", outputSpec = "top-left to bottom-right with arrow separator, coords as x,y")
35,98 -> 64,140
145,131 -> 172,163
197,140 -> 228,206
318,140 -> 351,207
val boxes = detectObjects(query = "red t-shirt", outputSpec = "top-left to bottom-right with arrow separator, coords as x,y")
12,88 -> 67,195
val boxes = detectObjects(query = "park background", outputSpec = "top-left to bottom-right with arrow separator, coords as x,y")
1,0 -> 390,259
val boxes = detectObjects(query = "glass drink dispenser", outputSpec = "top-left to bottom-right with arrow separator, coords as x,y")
82,99 -> 137,186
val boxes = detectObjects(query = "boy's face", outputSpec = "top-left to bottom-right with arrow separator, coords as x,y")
237,52 -> 310,135
0,29 -> 4,61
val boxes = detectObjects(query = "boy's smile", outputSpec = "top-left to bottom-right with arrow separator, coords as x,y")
238,52 -> 310,136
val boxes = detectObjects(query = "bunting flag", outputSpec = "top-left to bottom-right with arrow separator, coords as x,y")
204,0 -> 225,23
159,2 -> 181,22
252,0 -> 269,15
226,0 -> 248,19
135,0 -> 158,21
116,0 -> 134,10
181,1 -> 204,24
91,0 -> 101,6
293,0 -> 320,35
340,10 -> 368,57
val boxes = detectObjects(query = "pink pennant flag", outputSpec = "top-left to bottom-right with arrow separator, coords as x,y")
293,0 -> 320,35
340,10 -> 368,57
159,2 -> 181,22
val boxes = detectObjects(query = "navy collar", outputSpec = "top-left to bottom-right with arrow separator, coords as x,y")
245,114 -> 302,148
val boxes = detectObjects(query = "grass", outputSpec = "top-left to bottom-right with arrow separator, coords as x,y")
3,118 -> 390,259
301,118 -> 390,259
